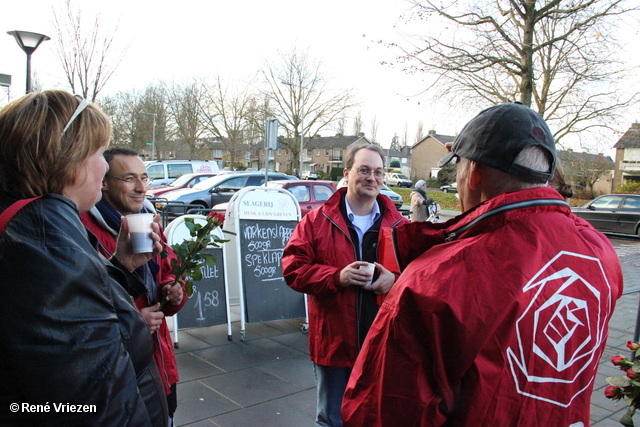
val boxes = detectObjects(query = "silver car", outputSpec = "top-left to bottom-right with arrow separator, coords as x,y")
157,172 -> 289,218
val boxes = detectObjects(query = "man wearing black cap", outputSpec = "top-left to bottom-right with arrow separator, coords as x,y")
341,103 -> 623,426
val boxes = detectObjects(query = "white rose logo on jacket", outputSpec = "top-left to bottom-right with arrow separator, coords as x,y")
506,251 -> 615,407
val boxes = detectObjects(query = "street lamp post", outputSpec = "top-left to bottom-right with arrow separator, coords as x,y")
7,30 -> 51,94
139,110 -> 157,160
281,81 -> 306,175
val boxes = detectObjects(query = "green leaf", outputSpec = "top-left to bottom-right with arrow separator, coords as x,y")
620,407 -> 636,427
204,254 -> 217,266
610,376 -> 633,388
192,268 -> 203,281
184,280 -> 194,296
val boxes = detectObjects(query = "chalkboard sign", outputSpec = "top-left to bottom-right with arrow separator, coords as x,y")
176,247 -> 227,329
238,219 -> 305,322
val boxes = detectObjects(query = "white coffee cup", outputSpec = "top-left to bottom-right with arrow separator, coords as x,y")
126,213 -> 155,253
360,262 -> 376,287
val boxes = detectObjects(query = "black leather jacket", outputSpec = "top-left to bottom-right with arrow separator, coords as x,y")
0,194 -> 168,426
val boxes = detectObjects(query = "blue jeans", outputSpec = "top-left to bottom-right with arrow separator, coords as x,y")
313,363 -> 352,427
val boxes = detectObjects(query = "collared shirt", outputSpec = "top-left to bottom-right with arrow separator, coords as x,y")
345,198 -> 381,260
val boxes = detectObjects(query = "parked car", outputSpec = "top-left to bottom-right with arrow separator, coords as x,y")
211,180 -> 337,218
145,172 -> 217,198
385,172 -> 412,188
337,178 -> 403,210
302,170 -> 318,180
145,160 -> 219,188
266,180 -> 336,216
157,171 -> 289,218
572,194 -> 640,237
440,182 -> 458,193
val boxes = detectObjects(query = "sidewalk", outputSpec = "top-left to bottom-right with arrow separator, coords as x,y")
171,235 -> 640,427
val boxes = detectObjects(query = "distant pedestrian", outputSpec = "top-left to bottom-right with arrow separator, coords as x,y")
410,179 -> 434,222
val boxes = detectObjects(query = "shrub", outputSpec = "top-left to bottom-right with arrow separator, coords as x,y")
616,180 -> 640,194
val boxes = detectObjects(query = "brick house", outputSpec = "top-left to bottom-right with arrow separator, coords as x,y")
259,134 -> 373,174
613,123 -> 640,189
410,130 -> 456,182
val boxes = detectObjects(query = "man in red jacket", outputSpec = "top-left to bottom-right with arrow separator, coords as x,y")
283,144 -> 408,427
81,147 -> 186,426
341,103 -> 623,426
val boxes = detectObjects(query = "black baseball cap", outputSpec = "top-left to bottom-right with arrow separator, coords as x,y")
438,102 -> 556,183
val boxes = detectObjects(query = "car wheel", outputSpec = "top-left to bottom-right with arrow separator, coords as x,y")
443,189 -> 448,193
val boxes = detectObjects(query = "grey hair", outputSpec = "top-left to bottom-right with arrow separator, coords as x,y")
458,146 -> 550,195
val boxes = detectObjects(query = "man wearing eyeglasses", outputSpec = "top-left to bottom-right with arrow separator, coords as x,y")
283,144 -> 408,427
80,147 -> 186,426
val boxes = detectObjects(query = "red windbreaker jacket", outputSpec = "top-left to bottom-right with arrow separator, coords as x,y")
282,188 -> 407,367
342,187 -> 623,426
81,208 -> 185,395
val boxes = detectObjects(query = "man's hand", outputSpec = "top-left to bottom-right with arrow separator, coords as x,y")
161,280 -> 184,306
339,261 -> 374,288
114,214 -> 164,272
140,302 -> 164,334
367,263 -> 395,295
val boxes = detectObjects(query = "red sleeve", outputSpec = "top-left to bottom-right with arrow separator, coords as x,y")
282,214 -> 344,297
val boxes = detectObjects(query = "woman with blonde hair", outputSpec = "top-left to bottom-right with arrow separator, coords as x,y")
0,90 -> 168,426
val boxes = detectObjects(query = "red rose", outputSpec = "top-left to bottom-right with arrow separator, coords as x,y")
628,369 -> 640,380
207,211 -> 225,225
605,385 -> 622,399
612,355 -> 633,369
627,341 -> 640,351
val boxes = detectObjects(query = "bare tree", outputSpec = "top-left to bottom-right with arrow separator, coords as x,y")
51,1 -> 128,101
352,111 -> 364,136
165,79 -> 208,158
402,123 -> 409,148
200,75 -> 257,170
100,84 -> 170,159
369,115 -> 379,143
394,0 -> 639,145
260,46 -> 358,171
563,152 -> 613,198
414,120 -> 424,144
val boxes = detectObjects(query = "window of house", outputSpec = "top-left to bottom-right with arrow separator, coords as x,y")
326,149 -> 329,156
316,150 -> 320,156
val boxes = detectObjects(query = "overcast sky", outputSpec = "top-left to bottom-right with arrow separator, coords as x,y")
2,0 -> 639,155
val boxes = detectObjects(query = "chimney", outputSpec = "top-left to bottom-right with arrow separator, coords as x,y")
632,123 -> 640,130
428,130 -> 436,136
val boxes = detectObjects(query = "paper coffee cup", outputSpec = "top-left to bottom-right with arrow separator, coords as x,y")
126,213 -> 155,253
360,262 -> 376,287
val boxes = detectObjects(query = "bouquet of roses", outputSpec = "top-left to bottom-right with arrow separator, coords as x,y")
605,341 -> 640,427
158,212 -> 227,311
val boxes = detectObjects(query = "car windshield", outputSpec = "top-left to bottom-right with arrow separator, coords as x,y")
397,174 -> 407,179
381,184 -> 391,191
168,174 -> 194,187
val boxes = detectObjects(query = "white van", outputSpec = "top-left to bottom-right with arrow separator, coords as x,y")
145,160 -> 220,188
384,172 -> 412,188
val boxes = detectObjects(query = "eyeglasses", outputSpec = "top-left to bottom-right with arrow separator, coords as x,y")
351,168 -> 384,179
62,96 -> 89,134
106,174 -> 150,185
